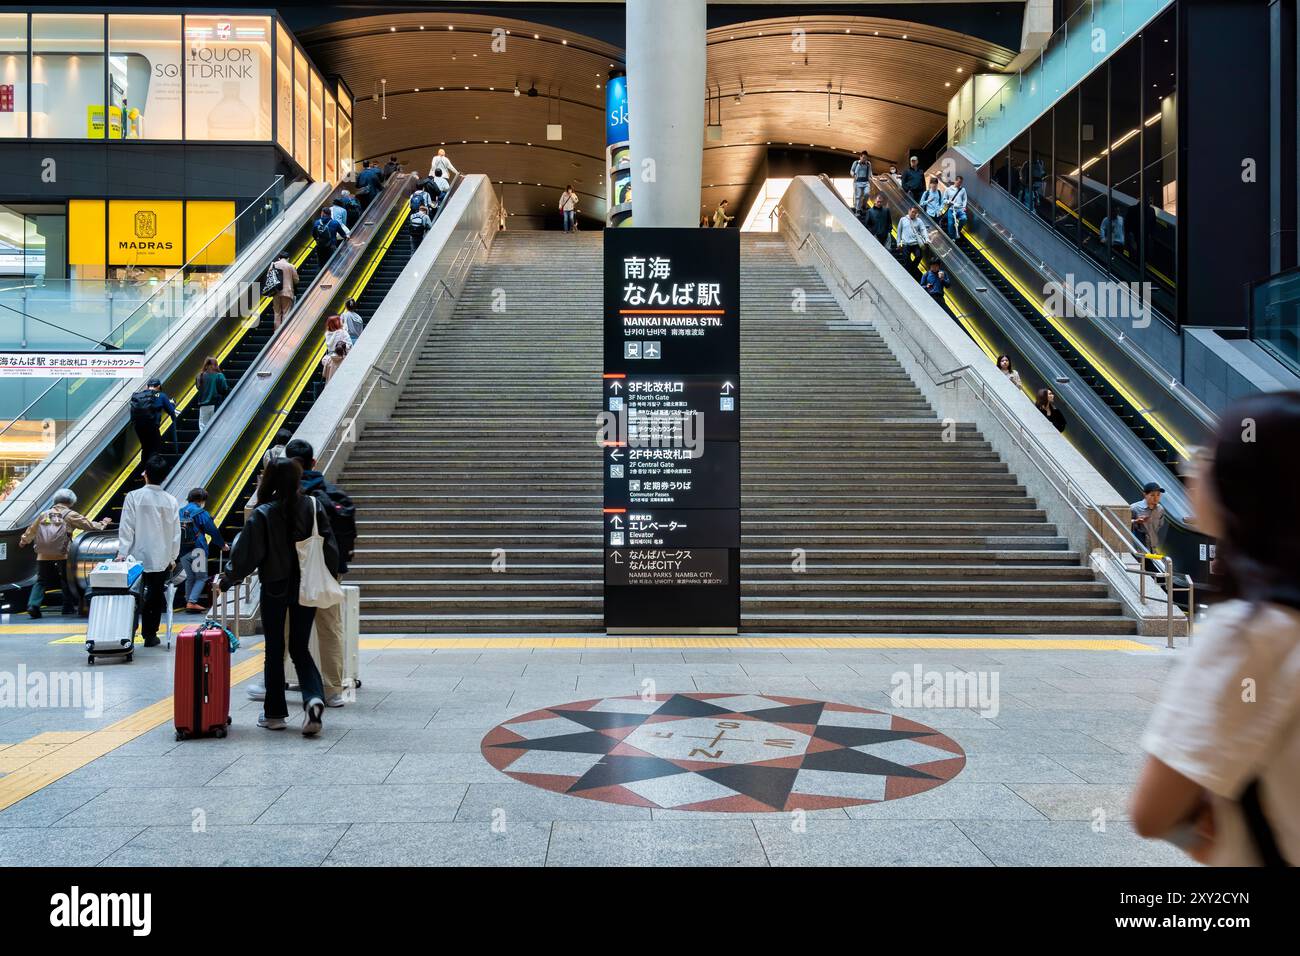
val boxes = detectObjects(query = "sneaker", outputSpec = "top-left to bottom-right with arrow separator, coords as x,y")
325,693 -> 347,708
302,698 -> 324,736
27,607 -> 41,619
142,636 -> 161,648
257,713 -> 287,730
246,683 -> 266,701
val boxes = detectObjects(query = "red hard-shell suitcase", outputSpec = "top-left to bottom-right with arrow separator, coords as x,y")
174,625 -> 232,740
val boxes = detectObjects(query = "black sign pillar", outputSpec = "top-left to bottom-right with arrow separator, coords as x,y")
602,228 -> 741,633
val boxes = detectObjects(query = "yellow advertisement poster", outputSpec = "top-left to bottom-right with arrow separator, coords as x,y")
185,201 -> 236,266
67,200 -> 106,266
107,200 -> 183,266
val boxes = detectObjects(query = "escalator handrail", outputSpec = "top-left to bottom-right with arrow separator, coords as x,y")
773,192 -> 1154,568
847,174 -> 1206,544
959,189 -> 1215,429
161,173 -> 417,493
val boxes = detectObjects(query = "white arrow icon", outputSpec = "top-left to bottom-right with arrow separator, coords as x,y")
609,448 -> 624,461
609,380 -> 623,393
609,515 -> 624,529
720,381 -> 734,395
610,550 -> 624,564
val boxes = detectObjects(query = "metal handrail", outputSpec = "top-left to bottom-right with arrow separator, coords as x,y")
315,184 -> 497,478
772,196 -> 1189,645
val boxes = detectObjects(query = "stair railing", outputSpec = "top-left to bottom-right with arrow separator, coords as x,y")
772,200 -> 1191,646
314,190 -> 497,480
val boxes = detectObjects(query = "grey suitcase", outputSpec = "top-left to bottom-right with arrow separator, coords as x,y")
85,584 -> 141,665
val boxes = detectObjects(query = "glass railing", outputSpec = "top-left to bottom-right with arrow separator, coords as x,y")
1250,267 -> 1300,377
0,175 -> 291,507
950,0 -> 1173,166
0,175 -> 287,354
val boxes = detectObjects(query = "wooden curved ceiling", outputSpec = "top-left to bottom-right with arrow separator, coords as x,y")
301,11 -> 1014,223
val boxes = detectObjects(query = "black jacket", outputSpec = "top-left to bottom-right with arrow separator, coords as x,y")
864,205 -> 893,241
901,167 -> 926,194
227,495 -> 339,586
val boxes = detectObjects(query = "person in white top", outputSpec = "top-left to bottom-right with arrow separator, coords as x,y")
995,354 -> 1021,390
1134,391 -> 1300,866
559,185 -> 579,232
942,175 -> 969,238
896,206 -> 929,273
429,148 -> 459,181
116,454 -> 180,648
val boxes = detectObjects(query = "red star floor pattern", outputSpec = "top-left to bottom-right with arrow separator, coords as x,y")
481,692 -> 966,812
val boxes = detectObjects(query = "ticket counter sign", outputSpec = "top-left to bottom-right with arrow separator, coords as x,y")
0,351 -> 146,378
602,228 -> 741,632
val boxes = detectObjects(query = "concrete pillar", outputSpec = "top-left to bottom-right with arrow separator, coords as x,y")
626,0 -> 706,227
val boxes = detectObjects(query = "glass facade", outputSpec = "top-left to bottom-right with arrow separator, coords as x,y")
988,6 -> 1179,323
0,12 -> 340,183
274,21 -> 292,155
0,14 -> 29,138
109,14 -> 182,140
31,13 -> 105,139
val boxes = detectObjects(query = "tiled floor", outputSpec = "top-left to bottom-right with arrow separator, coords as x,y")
0,617 -> 1194,866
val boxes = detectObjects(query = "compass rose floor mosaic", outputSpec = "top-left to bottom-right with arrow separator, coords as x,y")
481,693 -> 966,812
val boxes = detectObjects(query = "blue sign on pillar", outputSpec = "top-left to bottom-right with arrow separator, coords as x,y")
606,73 -> 629,146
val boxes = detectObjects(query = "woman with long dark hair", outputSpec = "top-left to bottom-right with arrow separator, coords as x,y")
220,458 -> 339,735
1133,391 -> 1300,865
194,356 -> 228,433
1035,387 -> 1066,433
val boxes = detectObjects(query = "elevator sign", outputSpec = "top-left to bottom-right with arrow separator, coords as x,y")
603,228 -> 740,632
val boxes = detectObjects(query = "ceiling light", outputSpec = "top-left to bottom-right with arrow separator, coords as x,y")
389,26 -> 395,32
514,83 -> 521,97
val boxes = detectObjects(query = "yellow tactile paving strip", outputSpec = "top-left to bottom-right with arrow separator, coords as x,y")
356,637 -> 1155,651
0,654 -> 264,813
42,633 -> 1155,650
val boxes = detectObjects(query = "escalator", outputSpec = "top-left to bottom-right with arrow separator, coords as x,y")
212,191 -> 418,546
94,239 -> 322,528
952,230 -> 1180,470
858,174 -> 1216,595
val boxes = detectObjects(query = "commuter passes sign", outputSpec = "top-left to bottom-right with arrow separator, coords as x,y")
602,228 -> 741,632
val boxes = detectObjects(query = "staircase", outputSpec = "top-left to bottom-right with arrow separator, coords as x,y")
341,230 -> 1133,635
343,232 -> 605,632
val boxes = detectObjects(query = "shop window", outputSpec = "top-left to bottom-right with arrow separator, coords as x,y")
324,90 -> 337,184
293,46 -> 308,169
310,68 -> 323,182
0,14 -> 28,138
338,110 -> 352,180
1053,90 -> 1080,248
108,15 -> 181,140
275,21 -> 292,155
31,14 -> 105,139
183,14 -> 271,141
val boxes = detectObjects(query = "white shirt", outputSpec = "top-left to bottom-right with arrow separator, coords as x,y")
325,327 -> 351,354
1143,600 -> 1300,865
117,484 -> 180,572
429,154 -> 458,179
944,184 -> 968,212
897,215 -> 928,247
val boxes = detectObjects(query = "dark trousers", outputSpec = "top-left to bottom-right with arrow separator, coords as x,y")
315,243 -> 334,271
902,244 -> 925,275
134,420 -> 161,463
409,230 -> 425,254
139,569 -> 169,641
30,559 -> 73,613
929,292 -> 950,317
260,579 -> 322,719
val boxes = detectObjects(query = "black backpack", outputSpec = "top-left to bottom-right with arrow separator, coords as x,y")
306,480 -> 357,573
261,262 -> 284,296
312,218 -> 334,246
129,389 -> 156,425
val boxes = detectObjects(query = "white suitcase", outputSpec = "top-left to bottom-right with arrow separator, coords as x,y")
287,585 -> 361,693
85,589 -> 140,665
